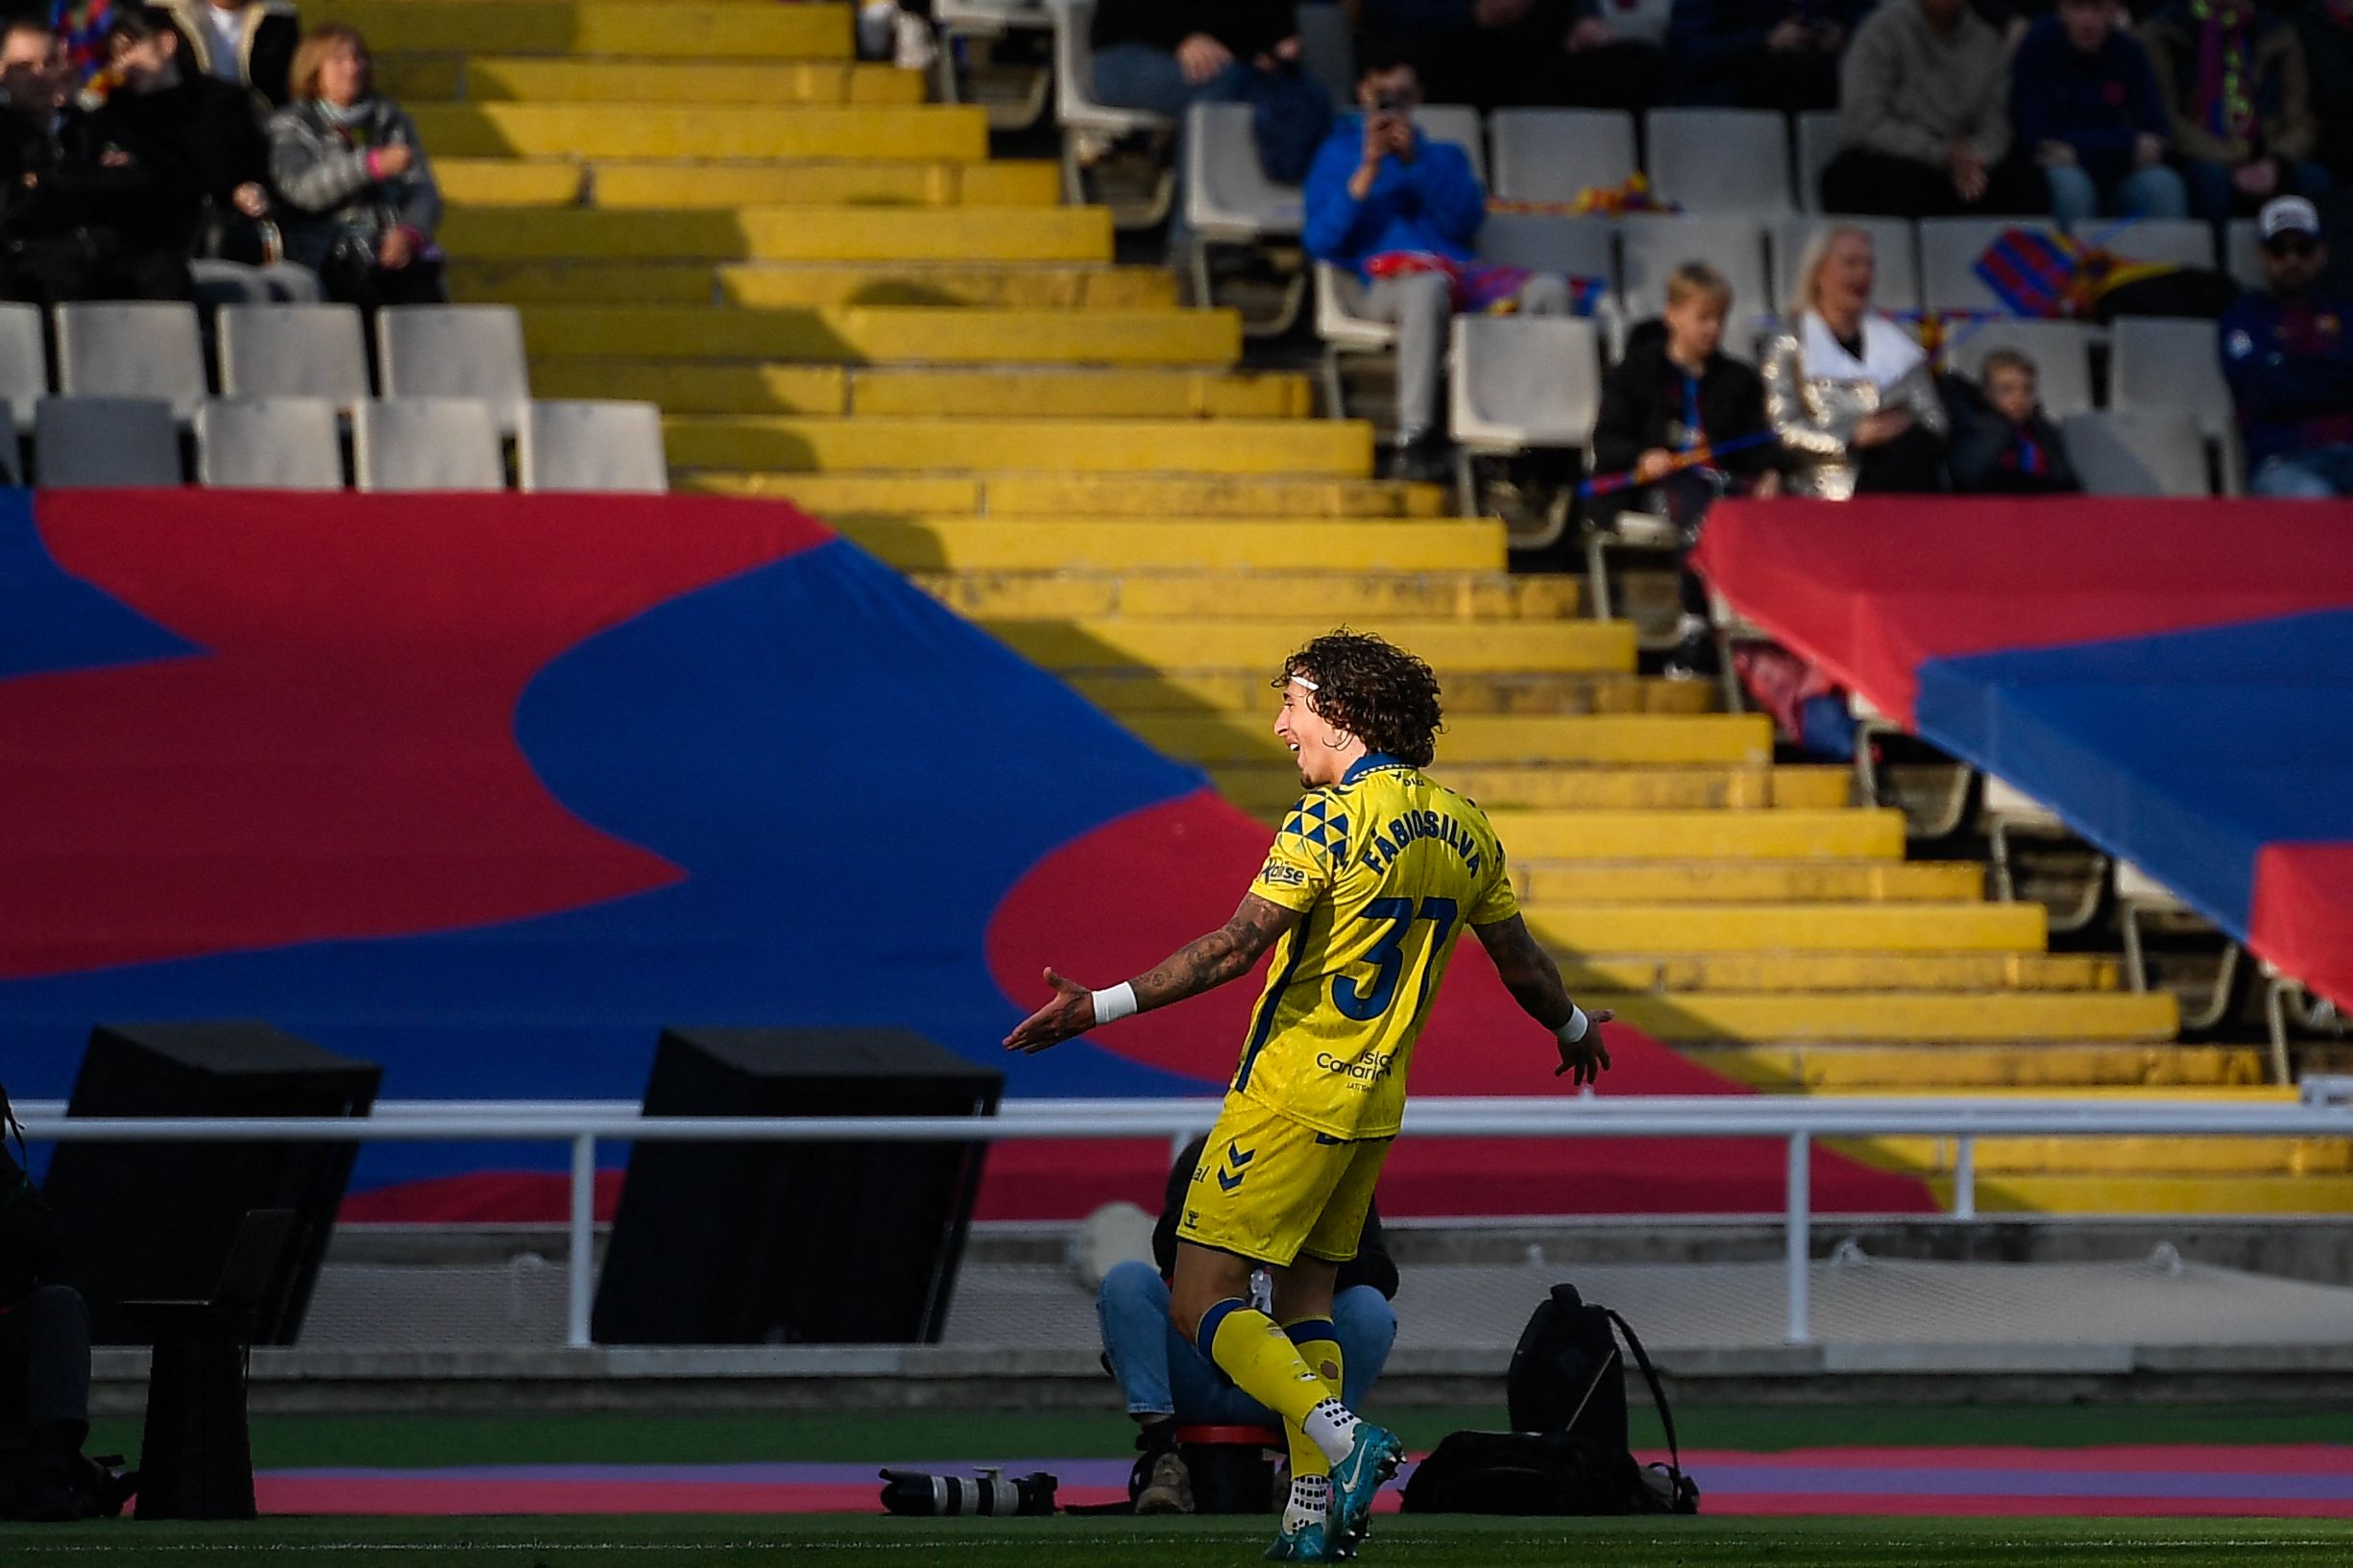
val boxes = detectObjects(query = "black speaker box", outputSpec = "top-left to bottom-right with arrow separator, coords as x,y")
41,1023 -> 380,1345
592,1027 -> 1003,1346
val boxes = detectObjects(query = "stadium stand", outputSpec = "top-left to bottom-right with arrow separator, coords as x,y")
45,0 -> 2308,1223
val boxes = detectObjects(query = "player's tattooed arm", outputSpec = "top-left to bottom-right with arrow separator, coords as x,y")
1002,895 -> 1301,1054
1130,893 -> 1301,1010
1471,914 -> 1613,1086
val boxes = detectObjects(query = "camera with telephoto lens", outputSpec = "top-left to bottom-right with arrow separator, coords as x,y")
878,1467 -> 1057,1518
1372,89 -> 1410,114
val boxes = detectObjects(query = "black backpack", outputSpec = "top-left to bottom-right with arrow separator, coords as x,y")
1401,1284 -> 1700,1516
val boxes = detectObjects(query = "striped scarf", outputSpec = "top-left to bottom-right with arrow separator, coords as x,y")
46,0 -> 112,84
2189,0 -> 2259,146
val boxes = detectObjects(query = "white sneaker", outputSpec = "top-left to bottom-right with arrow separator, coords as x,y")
893,9 -> 938,72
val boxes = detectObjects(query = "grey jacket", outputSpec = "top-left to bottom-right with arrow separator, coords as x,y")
1837,0 -> 2013,169
265,98 -> 442,272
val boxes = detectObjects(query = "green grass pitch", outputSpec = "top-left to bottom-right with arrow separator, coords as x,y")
4,1516 -> 2352,1567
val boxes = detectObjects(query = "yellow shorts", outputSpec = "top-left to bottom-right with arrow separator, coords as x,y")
1174,1094 -> 1394,1267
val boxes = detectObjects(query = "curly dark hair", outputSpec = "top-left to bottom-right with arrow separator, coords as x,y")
1272,629 -> 1444,767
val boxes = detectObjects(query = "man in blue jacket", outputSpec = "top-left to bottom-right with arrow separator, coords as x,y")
2010,0 -> 2186,229
2220,196 -> 2353,496
1304,53 -> 1572,481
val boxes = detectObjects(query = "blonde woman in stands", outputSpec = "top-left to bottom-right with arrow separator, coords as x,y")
1761,225 -> 1947,498
265,22 -> 443,311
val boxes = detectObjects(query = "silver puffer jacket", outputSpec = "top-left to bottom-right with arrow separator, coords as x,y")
1761,319 -> 1949,500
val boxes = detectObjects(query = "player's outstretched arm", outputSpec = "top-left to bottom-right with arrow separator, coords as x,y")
1472,914 -> 1613,1086
1002,893 -> 1304,1055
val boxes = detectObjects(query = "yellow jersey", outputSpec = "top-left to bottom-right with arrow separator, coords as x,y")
1235,752 -> 1516,1140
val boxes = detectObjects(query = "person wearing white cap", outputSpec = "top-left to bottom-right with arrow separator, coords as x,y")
2219,195 -> 2353,496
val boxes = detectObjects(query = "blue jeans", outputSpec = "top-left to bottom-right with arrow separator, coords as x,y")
2044,163 -> 2190,230
2183,159 -> 2332,229
1090,44 -> 1255,248
2250,442 -> 2353,497
1097,1260 -> 1398,1422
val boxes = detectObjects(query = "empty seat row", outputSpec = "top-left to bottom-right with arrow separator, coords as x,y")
0,302 -> 531,431
1190,100 -> 2268,297
1443,314 -> 2220,500
24,397 -> 665,494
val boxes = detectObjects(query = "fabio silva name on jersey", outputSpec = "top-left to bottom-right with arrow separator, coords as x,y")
1237,753 -> 1516,1141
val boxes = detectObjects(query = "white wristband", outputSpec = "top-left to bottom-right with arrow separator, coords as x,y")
1556,1005 -> 1589,1047
1091,982 -> 1138,1026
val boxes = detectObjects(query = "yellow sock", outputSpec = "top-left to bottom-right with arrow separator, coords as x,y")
1201,1300 -> 1334,1432
1280,1317 -> 1345,1484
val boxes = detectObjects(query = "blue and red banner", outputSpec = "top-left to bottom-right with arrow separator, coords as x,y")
0,489 -> 1929,1220
1694,497 -> 2353,1011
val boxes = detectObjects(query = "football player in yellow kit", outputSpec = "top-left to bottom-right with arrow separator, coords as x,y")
1007,631 -> 1612,1559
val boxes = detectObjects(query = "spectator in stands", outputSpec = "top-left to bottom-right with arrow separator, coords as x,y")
1820,0 -> 2048,217
2220,194 -> 2353,495
1592,261 -> 1781,678
1304,53 -> 1578,481
1360,0 -> 1668,113
1948,347 -> 2082,492
2293,0 -> 2353,187
2012,0 -> 2189,228
0,1089 -> 114,1524
1088,1 -> 1303,255
157,0 -> 298,109
1098,1135 -> 1396,1515
1763,224 -> 1949,496
46,0 -> 109,84
0,17 -> 195,302
2140,0 -> 2328,229
267,22 -> 444,310
101,7 -> 288,273
1669,0 -> 1860,113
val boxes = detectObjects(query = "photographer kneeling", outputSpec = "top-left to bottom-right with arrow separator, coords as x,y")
0,1088 -> 109,1522
1097,1134 -> 1398,1513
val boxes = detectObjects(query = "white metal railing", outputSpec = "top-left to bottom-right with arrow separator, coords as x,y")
14,1094 -> 2352,1350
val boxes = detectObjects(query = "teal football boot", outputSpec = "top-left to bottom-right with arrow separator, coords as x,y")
1324,1423 -> 1402,1555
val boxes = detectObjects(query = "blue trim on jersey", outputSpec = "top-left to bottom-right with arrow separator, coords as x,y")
1197,1295 -> 1249,1351
1341,752 -> 1408,785
1234,905 -> 1319,1094
1282,1317 -> 1338,1344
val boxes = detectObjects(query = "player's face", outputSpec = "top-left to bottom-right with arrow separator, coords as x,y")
1274,680 -> 1350,789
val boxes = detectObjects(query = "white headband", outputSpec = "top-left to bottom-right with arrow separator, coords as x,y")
1288,673 -> 1320,692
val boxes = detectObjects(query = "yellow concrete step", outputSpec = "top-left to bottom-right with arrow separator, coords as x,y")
837,518 -> 1503,573
1524,903 -> 2047,953
1586,992 -> 2179,1043
1219,762 -> 1844,816
663,416 -> 1368,474
438,159 -> 1060,211
1690,1043 -> 2254,1091
1496,808 -> 1904,861
689,473 -> 1449,518
436,160 -> 585,206
1446,763 -> 1851,813
1932,1172 -> 2353,1214
1548,953 -> 2116,994
411,104 -> 985,161
381,57 -> 928,105
1085,671 -> 1723,720
453,261 -> 1176,310
534,363 -> 1300,418
1864,1135 -> 2350,1176
442,206 -> 1109,262
594,161 -> 1057,208
1524,860 -> 1982,904
1143,712 -> 1775,766
522,307 -> 1240,366
1000,621 -> 1635,680
315,0 -> 851,57
1619,953 -> 2119,992
919,572 -> 1573,624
